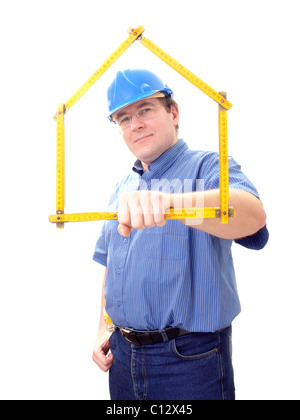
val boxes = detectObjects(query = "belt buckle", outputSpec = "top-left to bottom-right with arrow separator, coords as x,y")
119,327 -> 134,344
120,327 -> 132,334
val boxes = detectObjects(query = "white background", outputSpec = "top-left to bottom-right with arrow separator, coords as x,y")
0,0 -> 299,400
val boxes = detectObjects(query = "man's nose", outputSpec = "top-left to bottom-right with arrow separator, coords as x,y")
130,114 -> 145,130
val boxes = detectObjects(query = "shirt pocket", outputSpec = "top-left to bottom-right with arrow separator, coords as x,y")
142,225 -> 189,261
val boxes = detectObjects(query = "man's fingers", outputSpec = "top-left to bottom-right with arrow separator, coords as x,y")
100,352 -> 114,372
93,343 -> 114,372
151,191 -> 168,227
118,224 -> 132,237
118,191 -> 170,233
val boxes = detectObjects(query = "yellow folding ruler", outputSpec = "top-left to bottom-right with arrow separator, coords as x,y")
49,25 -> 234,228
49,207 -> 236,224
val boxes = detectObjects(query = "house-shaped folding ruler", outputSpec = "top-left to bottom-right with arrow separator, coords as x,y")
49,25 -> 235,229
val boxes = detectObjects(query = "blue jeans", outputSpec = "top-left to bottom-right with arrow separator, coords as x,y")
109,325 -> 235,400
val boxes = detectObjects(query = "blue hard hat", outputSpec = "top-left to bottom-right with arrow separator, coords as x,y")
107,69 -> 174,121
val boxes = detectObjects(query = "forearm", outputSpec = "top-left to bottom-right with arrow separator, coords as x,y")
93,267 -> 114,372
117,189 -> 267,240
171,189 -> 267,239
97,267 -> 108,334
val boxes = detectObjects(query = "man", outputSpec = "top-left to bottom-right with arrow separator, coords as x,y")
92,69 -> 268,400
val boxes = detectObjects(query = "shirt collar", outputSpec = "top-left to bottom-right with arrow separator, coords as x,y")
132,139 -> 188,177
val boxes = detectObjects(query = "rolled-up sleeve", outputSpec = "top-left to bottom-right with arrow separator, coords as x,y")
202,154 -> 269,250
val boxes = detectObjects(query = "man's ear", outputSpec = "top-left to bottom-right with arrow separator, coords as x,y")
170,104 -> 179,126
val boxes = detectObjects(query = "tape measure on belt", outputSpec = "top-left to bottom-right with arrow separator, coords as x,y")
50,25 -> 234,228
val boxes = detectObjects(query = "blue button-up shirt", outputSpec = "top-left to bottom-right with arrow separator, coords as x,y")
93,139 -> 268,332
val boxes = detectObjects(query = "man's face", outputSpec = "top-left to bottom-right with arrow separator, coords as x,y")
113,97 -> 179,170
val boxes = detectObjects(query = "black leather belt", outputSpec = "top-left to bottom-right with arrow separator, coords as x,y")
118,326 -> 190,346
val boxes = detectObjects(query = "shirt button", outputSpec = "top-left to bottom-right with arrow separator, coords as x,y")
117,269 -> 120,274
124,238 -> 127,243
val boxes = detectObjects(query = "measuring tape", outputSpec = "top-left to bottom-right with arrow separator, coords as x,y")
48,207 -> 235,224
218,92 -> 229,224
53,26 -> 145,120
50,25 -> 234,227
56,104 -> 65,229
138,34 -> 232,110
104,310 -> 115,332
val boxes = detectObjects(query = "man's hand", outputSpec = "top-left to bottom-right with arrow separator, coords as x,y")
117,191 -> 171,237
117,189 -> 267,239
92,329 -> 114,372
